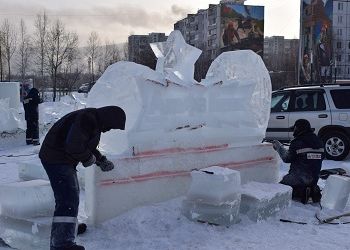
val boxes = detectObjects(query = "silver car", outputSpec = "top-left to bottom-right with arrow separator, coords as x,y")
265,84 -> 350,161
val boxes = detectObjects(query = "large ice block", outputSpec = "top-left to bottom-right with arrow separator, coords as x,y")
87,32 -> 271,155
182,198 -> 240,226
85,143 -> 279,225
240,182 -> 292,222
321,175 -> 350,211
0,180 -> 54,218
18,162 -> 86,190
187,167 -> 241,205
0,215 -> 51,250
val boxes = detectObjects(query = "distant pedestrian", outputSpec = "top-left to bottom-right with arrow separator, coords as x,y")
23,87 -> 42,145
39,106 -> 126,250
272,119 -> 325,204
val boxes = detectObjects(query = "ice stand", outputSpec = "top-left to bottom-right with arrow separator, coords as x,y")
84,30 -> 278,225
182,166 -> 241,226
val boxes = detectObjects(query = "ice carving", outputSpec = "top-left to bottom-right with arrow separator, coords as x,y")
87,31 -> 271,156
150,30 -> 201,85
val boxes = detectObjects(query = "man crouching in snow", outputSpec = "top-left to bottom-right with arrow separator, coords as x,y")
39,106 -> 126,250
272,119 -> 325,204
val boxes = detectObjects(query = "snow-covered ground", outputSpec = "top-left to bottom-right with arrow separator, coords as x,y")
0,137 -> 349,250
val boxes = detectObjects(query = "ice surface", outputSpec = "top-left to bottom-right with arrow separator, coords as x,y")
0,97 -> 22,133
0,82 -> 20,109
186,166 -> 241,205
0,180 -> 54,218
0,215 -> 51,250
321,175 -> 350,211
240,182 -> 292,222
87,31 -> 271,155
182,198 -> 240,226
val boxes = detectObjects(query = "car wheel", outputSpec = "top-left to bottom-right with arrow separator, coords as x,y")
322,132 -> 350,161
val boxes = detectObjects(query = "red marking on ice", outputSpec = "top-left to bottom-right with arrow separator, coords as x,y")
99,156 -> 275,187
133,144 -> 229,158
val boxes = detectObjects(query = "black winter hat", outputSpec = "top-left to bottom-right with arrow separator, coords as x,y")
96,106 -> 126,132
292,119 -> 312,137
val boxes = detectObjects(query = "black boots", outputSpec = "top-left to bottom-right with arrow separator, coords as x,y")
292,185 -> 322,204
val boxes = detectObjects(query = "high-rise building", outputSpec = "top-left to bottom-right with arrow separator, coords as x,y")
128,33 -> 167,64
174,1 -> 264,60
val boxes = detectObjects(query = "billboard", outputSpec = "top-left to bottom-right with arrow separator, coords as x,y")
220,3 -> 264,56
300,0 -> 333,84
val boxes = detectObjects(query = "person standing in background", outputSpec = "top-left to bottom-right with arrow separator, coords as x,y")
23,87 -> 42,145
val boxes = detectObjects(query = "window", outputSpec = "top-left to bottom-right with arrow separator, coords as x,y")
338,16 -> 343,24
337,42 -> 342,48
338,2 -> 344,10
271,92 -> 290,112
330,89 -> 350,109
337,54 -> 342,62
293,91 -> 326,111
338,29 -> 343,36
348,54 -> 350,62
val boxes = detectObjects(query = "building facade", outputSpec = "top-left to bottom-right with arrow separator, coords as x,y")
174,0 -> 264,60
300,0 -> 350,83
128,33 -> 167,65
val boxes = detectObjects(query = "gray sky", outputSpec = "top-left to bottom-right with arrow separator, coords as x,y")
0,0 -> 300,45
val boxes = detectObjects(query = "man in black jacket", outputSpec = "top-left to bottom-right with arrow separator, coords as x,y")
272,119 -> 325,204
23,87 -> 42,145
39,106 -> 126,250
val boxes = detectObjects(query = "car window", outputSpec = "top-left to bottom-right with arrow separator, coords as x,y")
293,91 -> 326,111
330,89 -> 350,109
271,92 -> 290,112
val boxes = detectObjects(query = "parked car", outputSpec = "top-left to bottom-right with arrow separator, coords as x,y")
78,82 -> 93,93
265,84 -> 350,161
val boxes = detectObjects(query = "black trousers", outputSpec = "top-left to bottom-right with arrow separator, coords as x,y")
42,162 -> 80,250
26,119 -> 39,144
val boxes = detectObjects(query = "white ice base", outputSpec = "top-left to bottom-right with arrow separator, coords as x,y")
240,182 -> 292,222
85,143 -> 279,225
0,215 -> 51,250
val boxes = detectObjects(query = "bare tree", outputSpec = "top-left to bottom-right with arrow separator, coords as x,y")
1,19 -> 17,81
34,12 -> 49,89
98,40 -> 121,74
17,19 -> 32,83
0,30 -> 4,81
86,31 -> 101,86
47,19 -> 78,101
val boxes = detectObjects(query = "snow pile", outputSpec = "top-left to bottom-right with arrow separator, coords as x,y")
87,31 -> 271,155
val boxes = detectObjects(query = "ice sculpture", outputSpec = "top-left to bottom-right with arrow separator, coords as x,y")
84,31 -> 276,225
87,30 -> 271,156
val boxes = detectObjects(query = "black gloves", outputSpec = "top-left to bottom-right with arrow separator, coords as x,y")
95,155 -> 114,172
82,155 -> 96,167
272,140 -> 282,151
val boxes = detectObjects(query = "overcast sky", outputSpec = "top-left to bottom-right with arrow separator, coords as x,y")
0,0 -> 300,45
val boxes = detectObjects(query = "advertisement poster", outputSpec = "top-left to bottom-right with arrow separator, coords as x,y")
300,0 -> 333,84
220,3 -> 264,56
